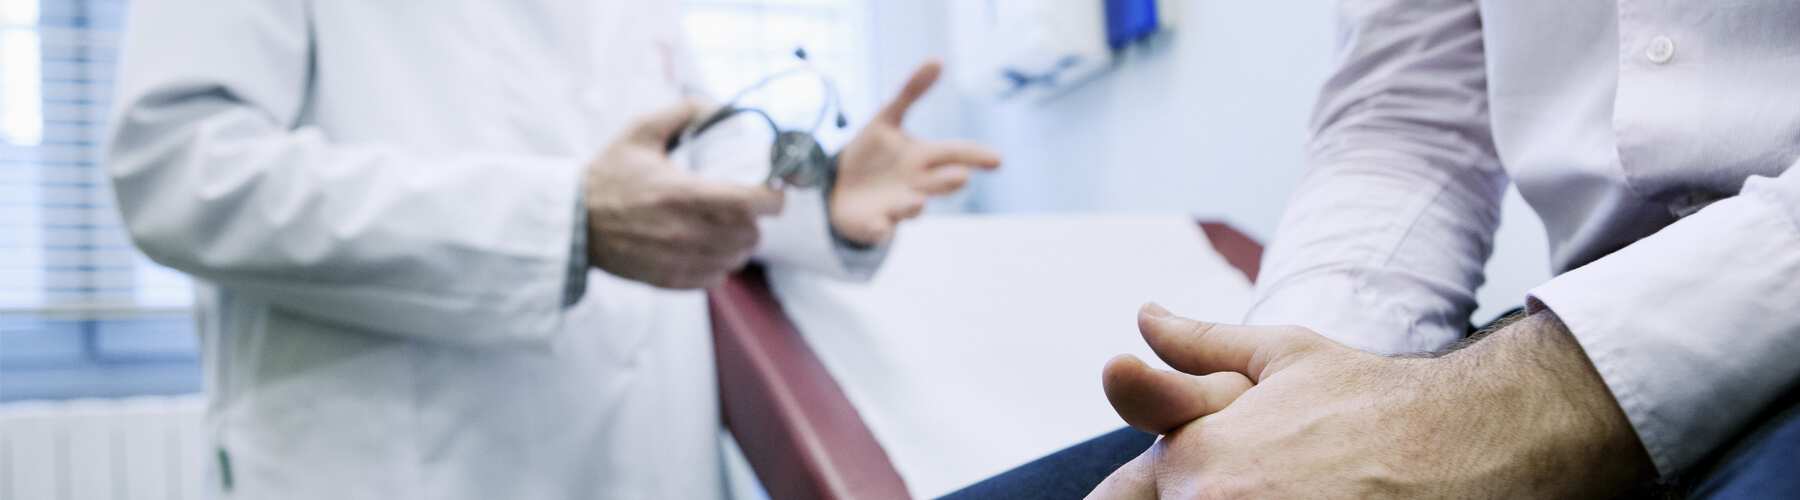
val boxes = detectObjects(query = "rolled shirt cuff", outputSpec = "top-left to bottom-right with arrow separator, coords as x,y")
1528,181 -> 1800,478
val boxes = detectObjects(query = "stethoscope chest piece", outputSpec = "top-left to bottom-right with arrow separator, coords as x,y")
770,130 -> 830,189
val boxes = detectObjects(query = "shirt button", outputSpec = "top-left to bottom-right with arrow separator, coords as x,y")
1646,36 -> 1676,64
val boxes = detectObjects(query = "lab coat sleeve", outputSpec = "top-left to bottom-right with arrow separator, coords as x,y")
1242,0 -> 1506,353
1528,161 -> 1800,477
109,0 -> 584,347
757,179 -> 890,282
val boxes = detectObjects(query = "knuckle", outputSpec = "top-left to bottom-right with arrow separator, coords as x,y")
1276,325 -> 1324,349
1182,320 -> 1219,340
652,227 -> 694,246
650,187 -> 694,209
640,191 -> 673,209
722,197 -> 754,216
712,227 -> 757,251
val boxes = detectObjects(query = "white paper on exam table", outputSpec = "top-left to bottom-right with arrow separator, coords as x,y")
766,213 -> 1255,499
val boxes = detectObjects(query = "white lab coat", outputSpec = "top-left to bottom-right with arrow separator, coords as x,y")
107,1 -> 869,498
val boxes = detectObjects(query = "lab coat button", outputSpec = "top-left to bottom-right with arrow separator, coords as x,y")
1646,36 -> 1676,64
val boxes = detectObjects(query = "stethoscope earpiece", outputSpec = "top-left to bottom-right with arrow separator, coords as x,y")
665,47 -> 846,189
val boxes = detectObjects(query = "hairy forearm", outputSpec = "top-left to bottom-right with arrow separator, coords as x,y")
1435,308 -> 1655,497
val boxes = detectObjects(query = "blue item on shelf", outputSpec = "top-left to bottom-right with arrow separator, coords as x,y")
1104,0 -> 1159,49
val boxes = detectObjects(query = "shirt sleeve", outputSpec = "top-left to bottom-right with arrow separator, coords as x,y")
1528,160 -> 1800,478
109,0 -> 584,348
1242,0 -> 1506,354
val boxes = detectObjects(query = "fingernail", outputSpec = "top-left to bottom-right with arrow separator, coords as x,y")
1141,302 -> 1171,318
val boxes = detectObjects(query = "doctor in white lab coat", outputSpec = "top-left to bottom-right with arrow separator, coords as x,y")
105,0 -> 1000,498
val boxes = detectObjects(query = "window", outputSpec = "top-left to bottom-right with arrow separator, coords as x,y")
1,0 -> 199,402
682,0 -> 874,150
1,0 -> 188,317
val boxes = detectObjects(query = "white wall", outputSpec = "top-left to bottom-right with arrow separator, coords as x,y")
957,0 -> 1336,242
866,0 -> 1551,324
864,0 -> 969,146
1477,188 -> 1550,324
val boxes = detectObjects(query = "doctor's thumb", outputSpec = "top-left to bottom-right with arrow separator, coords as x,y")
630,99 -> 707,147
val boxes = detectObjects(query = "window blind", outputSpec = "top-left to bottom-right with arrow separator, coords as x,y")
1,0 -> 201,403
1,0 -> 190,319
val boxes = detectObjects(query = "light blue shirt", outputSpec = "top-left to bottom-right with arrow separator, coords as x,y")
1246,0 -> 1800,478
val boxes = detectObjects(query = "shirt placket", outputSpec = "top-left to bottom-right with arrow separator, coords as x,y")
1611,0 -> 1708,212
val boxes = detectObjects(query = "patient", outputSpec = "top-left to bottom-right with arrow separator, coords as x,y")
944,0 -> 1800,498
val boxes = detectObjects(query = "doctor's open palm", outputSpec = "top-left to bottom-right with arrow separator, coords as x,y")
831,60 -> 1002,245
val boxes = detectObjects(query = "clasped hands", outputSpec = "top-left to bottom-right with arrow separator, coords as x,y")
582,60 -> 998,289
1090,303 -> 1656,499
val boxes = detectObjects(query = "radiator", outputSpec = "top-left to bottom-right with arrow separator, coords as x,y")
0,395 -> 206,500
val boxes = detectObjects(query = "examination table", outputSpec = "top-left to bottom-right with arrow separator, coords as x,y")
710,214 -> 1263,499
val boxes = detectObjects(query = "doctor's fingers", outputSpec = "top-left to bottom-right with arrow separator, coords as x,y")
636,212 -> 760,260
657,248 -> 755,289
919,140 -> 1003,171
676,180 -> 785,224
1103,354 -> 1252,435
876,60 -> 943,126
917,165 -> 972,195
688,221 -> 762,260
627,99 -> 708,147
607,237 -> 752,289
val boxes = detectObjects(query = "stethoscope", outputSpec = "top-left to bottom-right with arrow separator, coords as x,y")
665,48 -> 848,189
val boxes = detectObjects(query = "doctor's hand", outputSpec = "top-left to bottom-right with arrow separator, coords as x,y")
1088,303 -> 1653,499
585,100 -> 784,289
831,60 -> 1001,246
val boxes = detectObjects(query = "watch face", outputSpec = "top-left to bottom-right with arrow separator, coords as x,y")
770,131 -> 830,188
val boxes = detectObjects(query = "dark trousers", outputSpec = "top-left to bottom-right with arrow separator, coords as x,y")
1678,386 -> 1800,499
937,427 -> 1154,500
939,388 -> 1800,500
